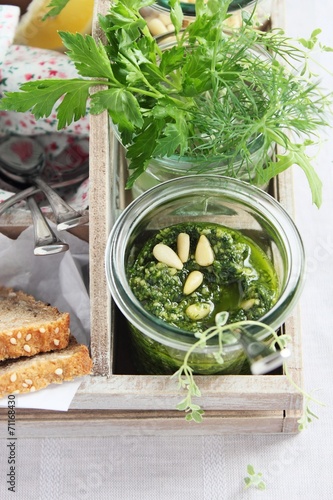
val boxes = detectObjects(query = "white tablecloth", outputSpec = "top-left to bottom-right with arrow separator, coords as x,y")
1,1 -> 333,498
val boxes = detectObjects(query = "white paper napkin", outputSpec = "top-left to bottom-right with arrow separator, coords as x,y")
0,226 -> 90,410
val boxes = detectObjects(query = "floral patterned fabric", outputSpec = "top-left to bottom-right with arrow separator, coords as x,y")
0,5 -> 90,212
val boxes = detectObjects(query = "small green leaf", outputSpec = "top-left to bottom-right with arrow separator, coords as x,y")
153,123 -> 183,157
258,481 -> 267,491
59,32 -> 115,80
176,399 -> 189,411
191,410 -> 204,423
247,464 -> 255,475
169,0 -> 184,34
160,45 -> 185,77
189,404 -> 201,411
215,311 -> 229,327
57,85 -> 90,129
0,79 -> 93,127
90,88 -> 143,131
261,148 -> 322,208
320,44 -> 333,53
244,465 -> 266,490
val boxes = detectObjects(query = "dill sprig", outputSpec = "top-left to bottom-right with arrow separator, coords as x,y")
172,312 -> 325,428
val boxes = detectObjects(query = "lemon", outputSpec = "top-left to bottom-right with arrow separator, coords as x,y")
14,0 -> 95,51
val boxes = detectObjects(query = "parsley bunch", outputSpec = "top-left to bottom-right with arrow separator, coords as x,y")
1,0 -> 332,204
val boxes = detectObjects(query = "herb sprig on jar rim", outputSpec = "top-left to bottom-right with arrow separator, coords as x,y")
1,0 -> 332,205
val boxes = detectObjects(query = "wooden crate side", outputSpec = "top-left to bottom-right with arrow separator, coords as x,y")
0,408 -> 286,437
89,0 -> 113,376
68,370 -> 302,412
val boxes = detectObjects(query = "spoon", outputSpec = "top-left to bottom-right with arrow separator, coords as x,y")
27,196 -> 69,256
235,327 -> 291,375
0,137 -> 89,231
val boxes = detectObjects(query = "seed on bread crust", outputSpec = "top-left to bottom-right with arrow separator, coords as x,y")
53,339 -> 60,346
23,344 -> 31,353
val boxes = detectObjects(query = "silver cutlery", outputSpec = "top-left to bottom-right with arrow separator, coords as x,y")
0,137 -> 89,231
27,196 -> 69,255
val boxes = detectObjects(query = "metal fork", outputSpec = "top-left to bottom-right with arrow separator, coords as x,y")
27,196 -> 69,256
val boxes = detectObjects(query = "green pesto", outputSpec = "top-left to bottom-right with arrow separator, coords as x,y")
128,222 -> 279,335
129,322 -> 252,375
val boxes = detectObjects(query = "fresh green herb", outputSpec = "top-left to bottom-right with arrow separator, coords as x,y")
170,313 -> 285,421
282,363 -> 325,431
172,313 -> 325,427
244,464 -> 266,490
297,396 -> 320,431
0,0 -> 332,204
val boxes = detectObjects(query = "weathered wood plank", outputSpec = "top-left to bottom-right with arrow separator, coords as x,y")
0,408 -> 286,437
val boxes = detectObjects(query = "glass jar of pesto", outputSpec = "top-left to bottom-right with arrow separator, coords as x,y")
105,175 -> 305,375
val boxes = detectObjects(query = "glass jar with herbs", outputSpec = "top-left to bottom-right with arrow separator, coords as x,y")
1,0 -> 331,208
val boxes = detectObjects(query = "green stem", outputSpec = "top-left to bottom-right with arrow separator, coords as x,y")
181,320 -> 277,368
94,80 -> 163,100
283,363 -> 325,407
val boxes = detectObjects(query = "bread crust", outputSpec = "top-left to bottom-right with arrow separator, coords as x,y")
0,286 -> 70,361
0,336 -> 92,398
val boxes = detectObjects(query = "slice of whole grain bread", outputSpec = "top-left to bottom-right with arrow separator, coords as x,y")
0,286 -> 70,361
0,335 -> 92,398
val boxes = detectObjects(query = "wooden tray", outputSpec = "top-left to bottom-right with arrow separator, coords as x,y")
0,0 -> 304,437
